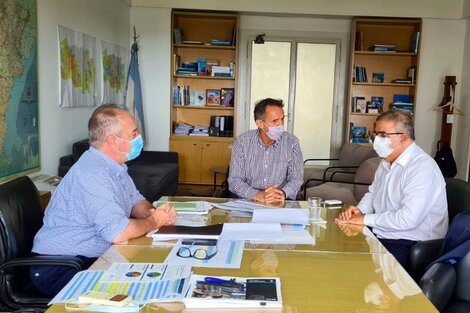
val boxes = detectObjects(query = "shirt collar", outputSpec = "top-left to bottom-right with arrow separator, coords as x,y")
381,142 -> 416,171
394,142 -> 416,168
89,146 -> 128,173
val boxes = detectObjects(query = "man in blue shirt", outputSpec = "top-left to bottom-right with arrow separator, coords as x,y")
31,104 -> 176,296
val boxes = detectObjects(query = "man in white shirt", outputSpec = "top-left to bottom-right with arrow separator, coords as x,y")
336,109 -> 448,271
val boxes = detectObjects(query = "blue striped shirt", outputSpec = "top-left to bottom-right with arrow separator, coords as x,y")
32,147 -> 145,258
228,129 -> 304,200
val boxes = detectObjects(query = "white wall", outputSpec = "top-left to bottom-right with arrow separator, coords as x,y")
414,19 -> 465,176
132,0 -> 464,19
130,7 -> 172,151
37,0 -> 130,174
457,17 -> 470,180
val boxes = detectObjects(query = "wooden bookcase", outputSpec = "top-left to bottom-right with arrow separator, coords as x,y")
347,18 -> 422,144
170,11 -> 239,184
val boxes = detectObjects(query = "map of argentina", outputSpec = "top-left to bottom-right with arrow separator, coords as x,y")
0,0 -> 39,180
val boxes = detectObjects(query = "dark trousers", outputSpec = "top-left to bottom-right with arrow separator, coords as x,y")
379,238 -> 417,273
30,255 -> 97,297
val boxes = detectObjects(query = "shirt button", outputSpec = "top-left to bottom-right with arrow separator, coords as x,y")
265,165 -> 268,167
264,178 -> 267,181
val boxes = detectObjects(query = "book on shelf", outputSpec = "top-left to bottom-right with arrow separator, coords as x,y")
351,96 -> 366,113
231,26 -> 237,46
182,40 -> 204,45
148,224 -> 224,241
408,67 -> 416,84
354,65 -> 367,83
173,85 -> 191,106
184,275 -> 282,308
391,94 -> 414,114
393,78 -> 413,84
211,39 -> 232,46
355,31 -> 364,51
371,44 -> 396,52
368,96 -> 384,114
211,66 -> 232,77
350,126 -> 370,144
173,28 -> 183,44
411,32 -> 420,53
197,58 -> 206,76
191,91 -> 206,106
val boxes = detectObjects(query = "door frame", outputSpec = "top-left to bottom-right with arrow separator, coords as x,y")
237,28 -> 349,156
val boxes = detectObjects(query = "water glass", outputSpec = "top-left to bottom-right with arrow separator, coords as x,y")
308,197 -> 323,223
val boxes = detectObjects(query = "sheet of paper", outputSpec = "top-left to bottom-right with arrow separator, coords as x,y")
164,240 -> 244,268
250,226 -> 314,245
212,200 -> 303,213
219,223 -> 283,241
100,263 -> 191,283
50,269 -> 190,305
251,208 -> 308,225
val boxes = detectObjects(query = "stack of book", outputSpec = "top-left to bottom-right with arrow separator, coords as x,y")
391,94 -> 414,114
371,44 -> 396,52
174,123 -> 192,136
211,66 -> 232,77
211,39 -> 231,46
190,126 -> 210,136
354,65 -> 367,82
176,62 -> 198,76
173,85 -> 191,105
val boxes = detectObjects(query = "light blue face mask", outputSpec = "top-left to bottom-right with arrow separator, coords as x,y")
116,135 -> 144,161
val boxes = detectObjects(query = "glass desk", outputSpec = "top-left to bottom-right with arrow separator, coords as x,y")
47,197 -> 438,312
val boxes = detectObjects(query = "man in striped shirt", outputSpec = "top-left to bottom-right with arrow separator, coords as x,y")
228,98 -> 303,203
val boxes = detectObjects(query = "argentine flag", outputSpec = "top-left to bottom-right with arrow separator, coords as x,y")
125,41 -> 146,141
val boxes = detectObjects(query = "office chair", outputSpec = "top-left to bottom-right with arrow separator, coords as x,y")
409,178 -> 470,282
0,176 -> 84,311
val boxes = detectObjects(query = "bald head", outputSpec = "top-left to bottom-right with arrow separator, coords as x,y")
88,104 -> 129,148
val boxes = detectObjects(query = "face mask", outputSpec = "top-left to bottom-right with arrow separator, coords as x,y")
263,122 -> 284,142
116,134 -> 144,161
373,136 -> 394,158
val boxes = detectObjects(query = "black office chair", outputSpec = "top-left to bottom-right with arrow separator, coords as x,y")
0,176 -> 84,311
420,244 -> 470,312
213,166 -> 232,198
409,178 -> 470,282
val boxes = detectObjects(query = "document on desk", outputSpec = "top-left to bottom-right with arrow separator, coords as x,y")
100,263 -> 191,283
250,225 -> 314,245
219,223 -> 283,241
153,201 -> 212,215
50,264 -> 191,305
251,208 -> 309,225
212,200 -> 303,213
164,240 -> 244,268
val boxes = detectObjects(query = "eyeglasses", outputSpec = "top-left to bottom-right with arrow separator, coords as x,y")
373,131 -> 404,138
177,244 -> 218,260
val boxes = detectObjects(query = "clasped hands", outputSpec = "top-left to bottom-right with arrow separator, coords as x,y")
149,204 -> 177,228
335,205 -> 365,225
254,185 -> 285,204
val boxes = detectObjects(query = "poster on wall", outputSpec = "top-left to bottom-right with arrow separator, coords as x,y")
0,0 -> 40,181
58,25 -> 98,108
102,40 -> 128,106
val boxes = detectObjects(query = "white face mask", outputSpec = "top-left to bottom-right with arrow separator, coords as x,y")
373,136 -> 394,158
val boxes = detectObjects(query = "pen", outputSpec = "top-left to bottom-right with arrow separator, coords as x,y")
204,277 -> 243,286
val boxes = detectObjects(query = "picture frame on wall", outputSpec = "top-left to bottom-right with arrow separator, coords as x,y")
206,89 -> 221,106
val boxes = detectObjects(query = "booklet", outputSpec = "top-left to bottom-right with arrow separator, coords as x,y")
153,201 -> 212,215
147,224 -> 224,241
184,275 -> 282,308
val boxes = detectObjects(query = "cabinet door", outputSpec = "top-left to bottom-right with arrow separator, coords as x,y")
200,142 -> 231,184
170,140 -> 201,183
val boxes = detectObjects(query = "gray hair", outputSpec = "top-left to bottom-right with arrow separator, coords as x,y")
376,109 -> 415,140
88,104 -> 127,147
253,98 -> 284,122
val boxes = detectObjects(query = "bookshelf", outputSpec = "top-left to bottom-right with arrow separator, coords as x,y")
347,18 -> 421,144
170,10 -> 239,184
